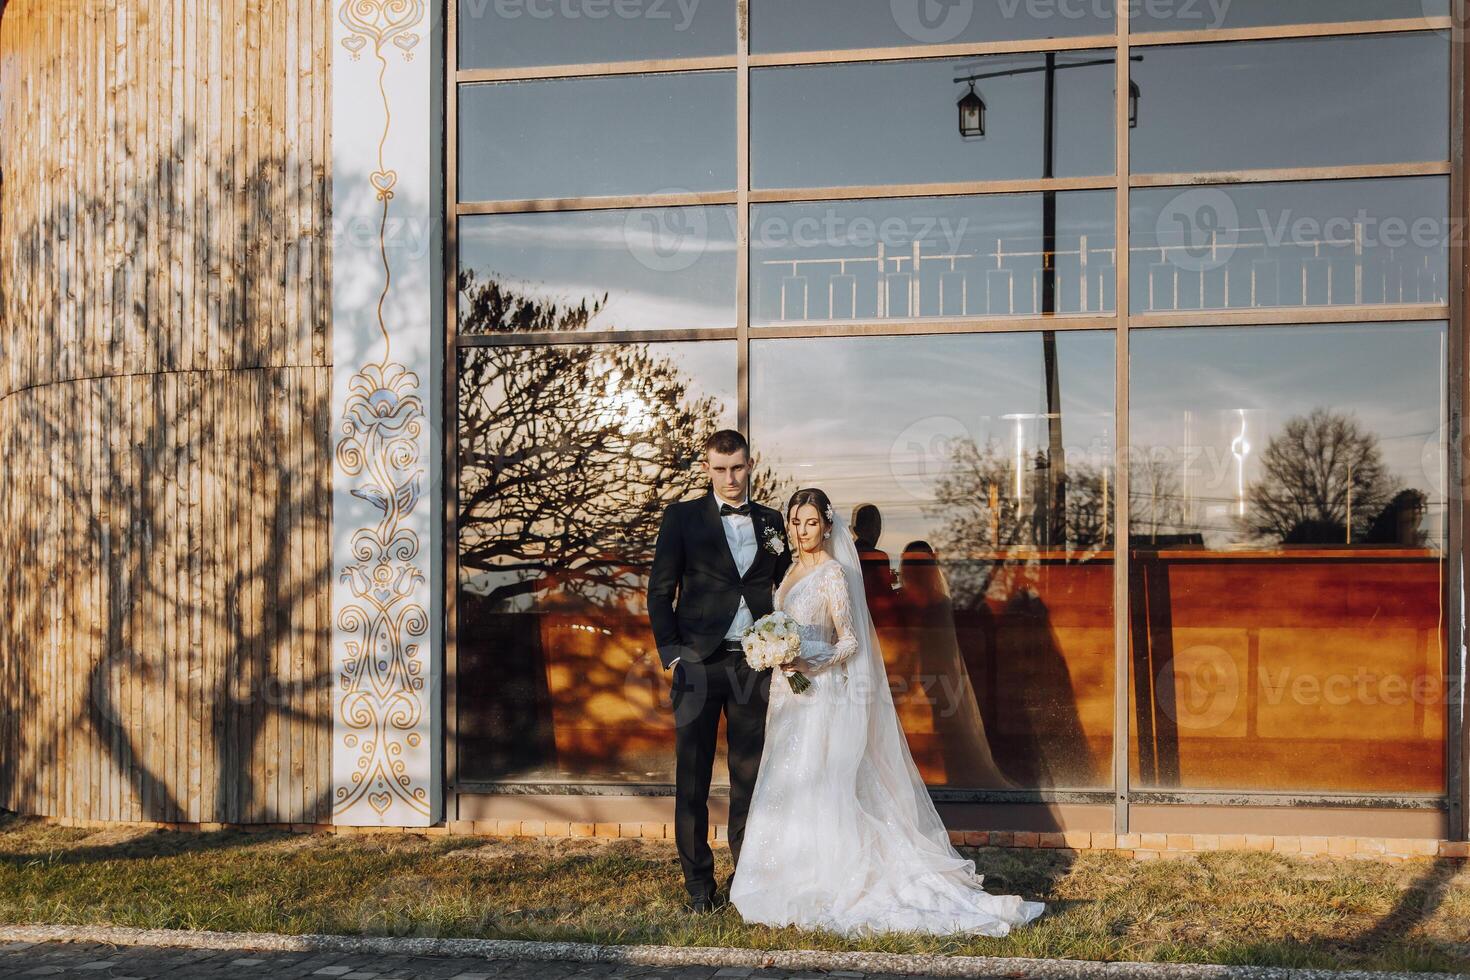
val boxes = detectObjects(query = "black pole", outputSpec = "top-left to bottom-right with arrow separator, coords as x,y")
1041,52 -> 1066,551
1042,52 -> 1057,316
957,54 -> 1134,550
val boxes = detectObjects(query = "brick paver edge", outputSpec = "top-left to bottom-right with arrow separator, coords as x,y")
0,924 -> 1465,980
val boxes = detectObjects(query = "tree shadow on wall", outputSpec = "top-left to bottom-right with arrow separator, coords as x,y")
0,124 -> 345,830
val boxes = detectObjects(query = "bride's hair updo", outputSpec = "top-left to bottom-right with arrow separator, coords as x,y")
786,487 -> 835,539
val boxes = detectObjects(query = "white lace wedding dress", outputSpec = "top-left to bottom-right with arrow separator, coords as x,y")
728,512 -> 1046,938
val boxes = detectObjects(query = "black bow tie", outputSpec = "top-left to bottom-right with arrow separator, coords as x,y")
719,502 -> 751,517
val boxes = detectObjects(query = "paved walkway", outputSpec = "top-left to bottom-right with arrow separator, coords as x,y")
0,927 -> 1463,980
0,942 -> 905,980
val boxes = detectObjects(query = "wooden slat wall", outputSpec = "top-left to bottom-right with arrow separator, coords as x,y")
0,0 -> 334,825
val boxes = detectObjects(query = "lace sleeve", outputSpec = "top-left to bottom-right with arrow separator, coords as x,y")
802,563 -> 860,671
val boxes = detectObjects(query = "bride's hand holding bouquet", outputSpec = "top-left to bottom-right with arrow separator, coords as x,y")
741,611 -> 812,694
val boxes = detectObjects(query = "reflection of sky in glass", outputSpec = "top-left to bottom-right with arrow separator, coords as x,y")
750,333 -> 1115,552
1130,177 -> 1449,313
459,72 -> 736,201
750,0 -> 1113,51
1129,323 -> 1446,550
457,0 -> 736,69
1133,0 -> 1448,31
460,209 -> 738,332
1131,33 -> 1448,172
752,191 -> 1115,323
460,341 -> 737,602
752,53 -> 1114,188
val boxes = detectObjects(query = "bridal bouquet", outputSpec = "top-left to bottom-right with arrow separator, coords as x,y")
741,611 -> 812,694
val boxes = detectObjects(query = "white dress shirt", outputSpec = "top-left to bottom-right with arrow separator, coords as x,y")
720,494 -> 758,640
670,494 -> 756,669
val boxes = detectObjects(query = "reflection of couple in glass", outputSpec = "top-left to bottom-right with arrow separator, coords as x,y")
852,504 -> 1019,793
647,429 -> 1043,935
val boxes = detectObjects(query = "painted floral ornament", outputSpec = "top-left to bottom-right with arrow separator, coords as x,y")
339,0 -> 426,61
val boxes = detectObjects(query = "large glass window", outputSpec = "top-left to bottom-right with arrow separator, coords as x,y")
1130,33 -> 1448,173
459,207 -> 739,334
752,333 -> 1117,790
752,192 -> 1115,323
1132,0 -> 1448,32
1131,178 -> 1449,314
458,72 -> 737,201
456,341 -> 738,782
752,53 -> 1115,189
750,0 -> 1114,52
448,2 -> 1459,811
458,0 -> 737,69
1128,322 -> 1447,794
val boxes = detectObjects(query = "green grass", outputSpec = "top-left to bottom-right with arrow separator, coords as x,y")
0,812 -> 1467,972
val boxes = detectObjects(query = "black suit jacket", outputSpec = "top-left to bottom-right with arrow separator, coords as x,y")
647,490 -> 792,670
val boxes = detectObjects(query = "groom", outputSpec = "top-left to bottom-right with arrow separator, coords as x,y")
647,429 -> 791,912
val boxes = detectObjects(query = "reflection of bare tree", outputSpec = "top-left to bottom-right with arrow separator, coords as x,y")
925,437 -> 1109,607
1243,408 -> 1396,545
1066,464 -> 1111,552
1130,449 -> 1187,544
454,270 -> 790,780
914,437 -> 1106,790
927,440 -> 1025,579
457,269 -> 785,610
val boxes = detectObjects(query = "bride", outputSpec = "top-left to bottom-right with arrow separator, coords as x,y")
728,488 -> 1046,938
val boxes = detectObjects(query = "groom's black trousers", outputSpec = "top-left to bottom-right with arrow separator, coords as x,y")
670,640 -> 772,900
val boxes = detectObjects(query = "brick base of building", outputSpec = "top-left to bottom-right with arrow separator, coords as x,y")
32,814 -> 1470,861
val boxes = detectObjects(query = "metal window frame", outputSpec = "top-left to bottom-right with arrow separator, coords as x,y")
451,780 -> 1446,810
441,1 -> 1470,838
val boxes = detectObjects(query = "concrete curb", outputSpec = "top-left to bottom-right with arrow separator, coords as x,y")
0,924 -> 1464,980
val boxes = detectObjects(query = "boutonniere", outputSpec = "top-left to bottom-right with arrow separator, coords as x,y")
761,525 -> 786,556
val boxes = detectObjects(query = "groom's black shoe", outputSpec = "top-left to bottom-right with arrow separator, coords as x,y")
683,894 -> 717,914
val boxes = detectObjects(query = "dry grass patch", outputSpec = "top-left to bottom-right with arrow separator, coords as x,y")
0,813 -> 1466,973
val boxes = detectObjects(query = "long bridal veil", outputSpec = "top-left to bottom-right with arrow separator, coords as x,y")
826,509 -> 958,857
819,508 -> 1046,935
